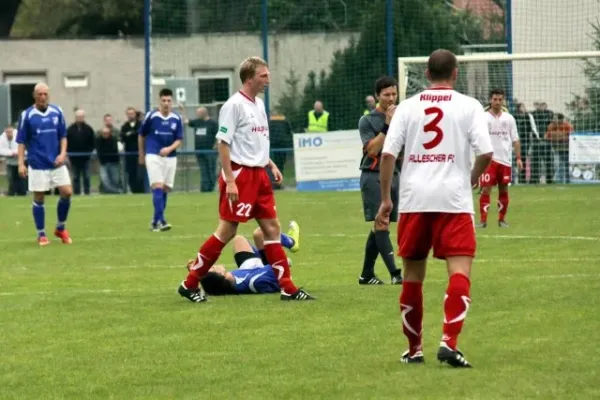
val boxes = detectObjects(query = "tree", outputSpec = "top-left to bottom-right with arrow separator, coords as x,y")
277,0 -> 487,131
567,20 -> 600,131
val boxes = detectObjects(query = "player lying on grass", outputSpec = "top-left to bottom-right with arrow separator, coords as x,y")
188,222 -> 300,295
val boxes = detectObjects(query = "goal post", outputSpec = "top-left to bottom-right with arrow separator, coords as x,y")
397,50 -> 600,185
398,50 -> 600,104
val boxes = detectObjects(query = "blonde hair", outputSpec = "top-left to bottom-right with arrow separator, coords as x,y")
239,57 -> 268,83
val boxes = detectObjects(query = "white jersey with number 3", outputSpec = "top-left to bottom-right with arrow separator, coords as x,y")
216,92 -> 270,167
383,87 -> 493,214
486,111 -> 519,167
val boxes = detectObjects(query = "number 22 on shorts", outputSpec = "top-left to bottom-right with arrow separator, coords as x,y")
235,202 -> 252,217
423,107 -> 444,150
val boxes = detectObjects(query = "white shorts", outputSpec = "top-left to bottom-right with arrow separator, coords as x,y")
239,257 -> 264,270
146,154 -> 177,188
28,165 -> 71,192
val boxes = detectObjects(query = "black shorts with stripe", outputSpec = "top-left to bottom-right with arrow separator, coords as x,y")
360,171 -> 399,222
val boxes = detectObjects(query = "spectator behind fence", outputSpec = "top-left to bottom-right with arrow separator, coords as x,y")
66,109 -> 95,195
181,105 -> 219,192
531,102 -> 555,183
545,113 -> 573,184
0,125 -> 27,195
306,100 -> 329,132
96,115 -> 122,194
363,95 -> 377,116
574,98 -> 597,132
120,107 -> 144,193
514,103 -> 539,184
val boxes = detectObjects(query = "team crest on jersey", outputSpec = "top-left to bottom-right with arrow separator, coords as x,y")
52,116 -> 59,126
171,122 -> 177,130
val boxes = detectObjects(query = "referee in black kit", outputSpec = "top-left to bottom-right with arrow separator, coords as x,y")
358,76 -> 403,285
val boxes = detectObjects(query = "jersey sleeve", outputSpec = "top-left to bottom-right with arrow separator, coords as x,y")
16,110 -> 28,145
382,104 -> 406,157
468,102 -> 493,156
175,116 -> 184,140
358,116 -> 376,147
216,102 -> 238,144
138,112 -> 152,137
509,115 -> 519,142
58,109 -> 67,139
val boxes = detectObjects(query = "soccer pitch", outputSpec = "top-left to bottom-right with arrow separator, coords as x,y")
1,185 -> 599,399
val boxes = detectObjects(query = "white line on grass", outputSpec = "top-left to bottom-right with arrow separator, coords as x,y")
1,233 -> 599,244
1,272 -> 599,297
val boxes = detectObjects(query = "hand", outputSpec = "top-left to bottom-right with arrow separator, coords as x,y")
471,175 -> 480,189
10,151 -> 17,158
159,147 -> 171,157
54,153 -> 66,167
375,199 -> 393,231
178,103 -> 185,112
18,164 -> 27,178
385,104 -> 397,124
226,180 -> 239,203
269,163 -> 283,183
138,154 -> 145,165
516,159 -> 524,171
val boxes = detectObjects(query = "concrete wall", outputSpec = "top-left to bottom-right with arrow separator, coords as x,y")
0,32 -> 357,128
511,0 -> 600,114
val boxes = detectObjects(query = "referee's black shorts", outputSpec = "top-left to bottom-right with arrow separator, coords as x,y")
360,170 -> 399,222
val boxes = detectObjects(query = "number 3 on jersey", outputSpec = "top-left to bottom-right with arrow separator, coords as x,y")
236,202 -> 252,217
423,107 -> 444,150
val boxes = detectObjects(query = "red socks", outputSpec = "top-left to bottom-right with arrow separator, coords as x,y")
442,273 -> 471,350
264,241 -> 298,294
184,234 -> 226,290
400,281 -> 423,356
498,192 -> 509,222
479,193 -> 490,223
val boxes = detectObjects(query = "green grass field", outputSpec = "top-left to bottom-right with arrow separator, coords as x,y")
1,185 -> 599,399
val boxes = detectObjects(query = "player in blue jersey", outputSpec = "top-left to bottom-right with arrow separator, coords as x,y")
138,88 -> 184,232
194,221 -> 300,295
16,83 -> 73,246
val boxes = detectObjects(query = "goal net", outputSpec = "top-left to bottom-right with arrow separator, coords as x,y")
398,51 -> 600,184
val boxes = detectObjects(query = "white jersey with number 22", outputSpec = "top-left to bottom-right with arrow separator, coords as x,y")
383,87 -> 493,214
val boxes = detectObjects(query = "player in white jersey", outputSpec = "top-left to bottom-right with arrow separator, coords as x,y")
376,49 -> 493,368
477,88 -> 522,228
178,56 -> 314,303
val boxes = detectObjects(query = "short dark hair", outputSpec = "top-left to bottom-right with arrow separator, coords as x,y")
199,272 -> 237,296
489,88 -> 505,98
374,76 -> 398,96
427,49 -> 457,81
159,88 -> 173,98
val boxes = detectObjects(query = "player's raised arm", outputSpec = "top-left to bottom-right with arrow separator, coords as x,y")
469,103 -> 494,186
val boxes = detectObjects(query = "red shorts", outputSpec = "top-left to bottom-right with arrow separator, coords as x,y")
218,163 -> 277,222
480,160 -> 511,186
398,212 -> 476,260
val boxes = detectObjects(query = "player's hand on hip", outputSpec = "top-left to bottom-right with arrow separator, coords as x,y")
226,181 -> 239,203
159,147 -> 171,157
54,153 -> 66,167
18,164 -> 27,178
385,105 -> 397,124
270,164 -> 283,183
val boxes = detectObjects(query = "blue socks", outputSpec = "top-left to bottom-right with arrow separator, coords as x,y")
162,192 -> 168,223
152,188 -> 164,225
32,200 -> 45,237
56,197 -> 71,231
280,233 -> 295,249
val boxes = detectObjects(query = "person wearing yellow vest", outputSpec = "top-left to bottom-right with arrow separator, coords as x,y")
363,95 -> 377,115
306,101 -> 329,132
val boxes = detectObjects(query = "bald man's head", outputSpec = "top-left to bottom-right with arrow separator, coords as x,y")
33,82 -> 49,110
75,109 -> 86,123
426,49 -> 458,83
196,107 -> 209,120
